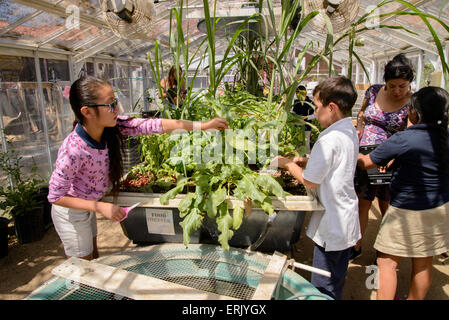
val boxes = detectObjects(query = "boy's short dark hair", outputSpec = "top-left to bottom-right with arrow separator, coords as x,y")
296,85 -> 307,92
312,76 -> 357,115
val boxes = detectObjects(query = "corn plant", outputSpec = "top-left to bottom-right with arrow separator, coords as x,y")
139,0 -> 449,249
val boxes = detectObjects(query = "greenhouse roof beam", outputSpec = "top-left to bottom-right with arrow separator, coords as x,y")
71,30 -> 113,51
74,36 -> 124,63
383,28 -> 439,55
37,25 -> 77,47
0,9 -> 43,37
11,0 -> 108,28
0,0 -> 68,38
360,33 -> 405,54
423,6 -> 449,26
356,0 -> 435,41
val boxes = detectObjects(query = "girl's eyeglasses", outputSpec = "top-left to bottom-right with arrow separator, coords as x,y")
87,100 -> 118,113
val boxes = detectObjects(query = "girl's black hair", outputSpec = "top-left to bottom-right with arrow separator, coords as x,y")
409,86 -> 449,172
383,53 -> 415,83
69,76 -> 125,196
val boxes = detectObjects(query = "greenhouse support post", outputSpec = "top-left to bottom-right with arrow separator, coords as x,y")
113,60 -> 119,89
416,50 -> 423,91
142,64 -> 149,112
68,55 -> 75,83
370,60 -> 375,84
443,44 -> 448,90
34,50 -> 54,173
355,63 -> 360,85
0,99 -> 13,187
93,57 -> 98,78
128,61 -> 134,111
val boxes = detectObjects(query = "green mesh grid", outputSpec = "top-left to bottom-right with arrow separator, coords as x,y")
25,244 -> 326,300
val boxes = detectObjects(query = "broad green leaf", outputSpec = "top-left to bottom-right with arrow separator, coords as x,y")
259,197 -> 274,215
159,177 -> 187,205
178,192 -> 195,217
216,203 -> 233,250
235,175 -> 266,203
212,186 -> 227,207
232,205 -> 244,230
179,208 -> 203,247
255,174 -> 287,198
205,196 -> 216,218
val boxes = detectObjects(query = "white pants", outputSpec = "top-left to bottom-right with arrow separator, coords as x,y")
51,204 -> 97,257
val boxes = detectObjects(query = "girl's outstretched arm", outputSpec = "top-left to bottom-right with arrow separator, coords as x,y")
161,118 -> 229,133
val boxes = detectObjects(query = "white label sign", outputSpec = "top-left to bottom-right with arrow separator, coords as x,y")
145,208 -> 175,235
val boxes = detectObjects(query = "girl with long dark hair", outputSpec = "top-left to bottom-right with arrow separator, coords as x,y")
48,76 -> 228,260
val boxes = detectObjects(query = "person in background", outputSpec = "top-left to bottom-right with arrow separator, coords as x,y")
48,76 -> 228,261
352,54 -> 414,260
160,65 -> 187,107
292,85 -> 315,153
357,86 -> 449,300
271,76 -> 360,300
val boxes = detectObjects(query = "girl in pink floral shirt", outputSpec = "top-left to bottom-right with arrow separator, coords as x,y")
48,76 -> 228,260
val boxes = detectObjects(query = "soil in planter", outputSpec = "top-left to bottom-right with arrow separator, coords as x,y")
271,170 -> 307,196
120,169 -> 307,196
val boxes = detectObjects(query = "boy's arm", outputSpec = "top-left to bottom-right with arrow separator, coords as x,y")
271,156 -> 318,189
285,162 -> 319,189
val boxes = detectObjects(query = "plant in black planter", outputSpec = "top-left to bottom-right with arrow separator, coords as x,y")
0,149 -> 47,244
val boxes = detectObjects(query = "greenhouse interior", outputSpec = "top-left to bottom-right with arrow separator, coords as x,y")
0,0 -> 448,302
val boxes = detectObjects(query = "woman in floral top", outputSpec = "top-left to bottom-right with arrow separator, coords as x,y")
352,54 -> 414,259
48,76 -> 228,260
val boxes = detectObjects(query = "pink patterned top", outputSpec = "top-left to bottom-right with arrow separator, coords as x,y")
359,84 -> 408,146
47,116 -> 163,203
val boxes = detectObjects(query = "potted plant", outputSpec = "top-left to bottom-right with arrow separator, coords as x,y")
0,216 -> 8,258
0,148 -> 47,244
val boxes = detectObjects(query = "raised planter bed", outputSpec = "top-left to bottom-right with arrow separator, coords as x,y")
103,191 -> 324,253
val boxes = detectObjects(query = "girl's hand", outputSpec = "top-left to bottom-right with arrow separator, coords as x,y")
96,202 -> 126,222
202,118 -> 229,130
379,159 -> 395,173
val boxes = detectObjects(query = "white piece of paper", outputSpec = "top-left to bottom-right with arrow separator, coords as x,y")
146,208 -> 175,235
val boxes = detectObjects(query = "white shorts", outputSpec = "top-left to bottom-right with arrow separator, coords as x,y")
51,204 -> 98,258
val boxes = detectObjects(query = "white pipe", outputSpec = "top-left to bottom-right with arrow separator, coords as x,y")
292,262 -> 332,278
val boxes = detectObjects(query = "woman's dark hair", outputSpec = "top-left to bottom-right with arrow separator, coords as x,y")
69,76 -> 125,196
313,76 -> 358,115
168,66 -> 182,88
383,53 -> 415,83
409,86 -> 449,171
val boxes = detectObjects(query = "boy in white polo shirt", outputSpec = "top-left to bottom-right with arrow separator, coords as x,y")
272,76 -> 360,299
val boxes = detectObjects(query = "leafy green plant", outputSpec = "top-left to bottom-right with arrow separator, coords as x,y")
0,148 -> 46,218
133,0 -> 449,250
